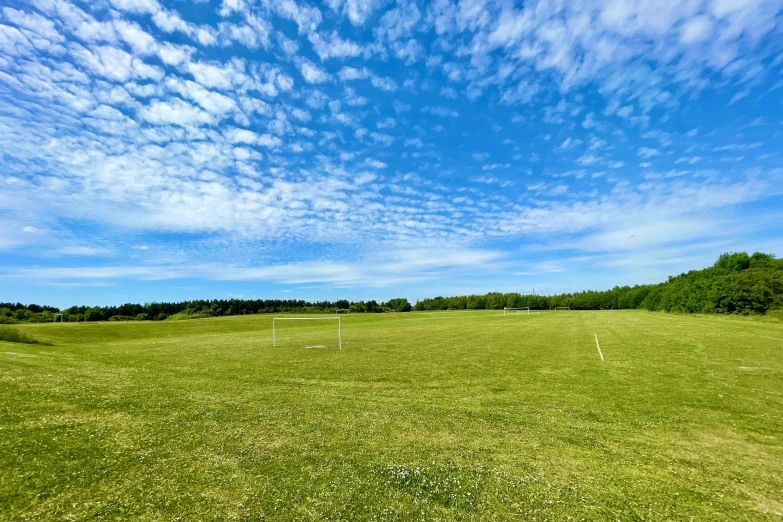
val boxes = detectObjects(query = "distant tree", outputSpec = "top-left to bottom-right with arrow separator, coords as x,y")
85,307 -> 103,322
714,252 -> 751,274
385,298 -> 412,312
749,252 -> 776,269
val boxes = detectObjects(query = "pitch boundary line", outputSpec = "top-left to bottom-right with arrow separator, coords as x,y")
594,334 -> 604,361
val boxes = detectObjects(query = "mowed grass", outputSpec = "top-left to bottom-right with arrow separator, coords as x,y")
1,311 -> 782,521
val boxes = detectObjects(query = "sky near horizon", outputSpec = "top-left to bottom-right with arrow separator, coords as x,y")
1,0 -> 783,307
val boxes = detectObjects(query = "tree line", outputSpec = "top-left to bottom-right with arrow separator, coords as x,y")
2,252 -> 781,323
413,252 -> 782,315
0,297 -> 413,324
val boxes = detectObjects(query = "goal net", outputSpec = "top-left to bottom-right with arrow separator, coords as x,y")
272,317 -> 342,350
504,307 -> 530,316
554,307 -> 570,311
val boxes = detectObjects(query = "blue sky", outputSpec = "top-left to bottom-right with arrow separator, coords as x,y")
1,0 -> 783,307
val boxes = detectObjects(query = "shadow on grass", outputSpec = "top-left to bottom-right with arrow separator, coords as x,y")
0,325 -> 53,345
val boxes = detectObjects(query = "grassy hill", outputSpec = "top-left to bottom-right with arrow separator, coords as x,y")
2,311 -> 782,520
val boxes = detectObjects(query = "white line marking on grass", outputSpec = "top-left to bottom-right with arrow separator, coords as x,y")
594,334 -> 604,361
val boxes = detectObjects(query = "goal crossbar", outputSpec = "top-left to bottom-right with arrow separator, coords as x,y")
554,307 -> 570,311
272,317 -> 342,350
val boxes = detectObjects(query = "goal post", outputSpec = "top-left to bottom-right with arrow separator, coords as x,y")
335,308 -> 350,314
272,317 -> 342,350
54,314 -> 64,323
554,307 -> 570,311
504,307 -> 530,316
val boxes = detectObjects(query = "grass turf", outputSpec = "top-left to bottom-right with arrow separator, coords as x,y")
1,310 -> 782,520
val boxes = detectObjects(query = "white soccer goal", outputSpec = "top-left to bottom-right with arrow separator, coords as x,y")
335,308 -> 350,314
272,317 -> 342,350
504,307 -> 530,316
554,307 -> 570,311
446,308 -> 456,311
54,314 -> 64,323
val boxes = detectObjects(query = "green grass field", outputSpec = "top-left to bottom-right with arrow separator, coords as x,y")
1,311 -> 782,521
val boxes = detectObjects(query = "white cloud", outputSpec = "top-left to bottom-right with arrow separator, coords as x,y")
71,44 -> 133,81
276,31 -> 299,55
393,100 -> 411,113
297,58 -> 330,83
326,0 -> 384,26
471,175 -> 498,184
88,104 -> 126,120
3,248 -> 505,287
219,0 -> 246,17
195,27 -> 218,46
577,154 -> 599,166
680,15 -> 713,44
391,38 -> 423,64
376,117 -> 396,129
109,0 -> 161,15
273,0 -> 322,34
482,163 -> 509,171
3,7 -> 65,47
58,246 -> 112,256
225,127 -> 282,148
187,60 -> 241,90
218,19 -> 272,49
376,0 -> 421,41
638,147 -> 659,158
344,86 -> 368,106
364,157 -> 388,168
423,105 -> 459,118
139,98 -> 213,126
370,75 -> 397,91
152,9 -> 191,34
157,42 -> 193,65
548,185 -> 568,196
337,66 -> 370,81
439,86 -> 458,99
113,20 -> 157,55
368,132 -> 394,146
290,107 -> 311,122
165,78 -> 238,117
308,31 -> 364,60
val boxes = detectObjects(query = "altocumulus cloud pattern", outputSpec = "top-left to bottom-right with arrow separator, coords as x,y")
1,0 -> 783,302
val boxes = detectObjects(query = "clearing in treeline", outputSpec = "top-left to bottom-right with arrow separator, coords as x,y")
1,310 -> 782,520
